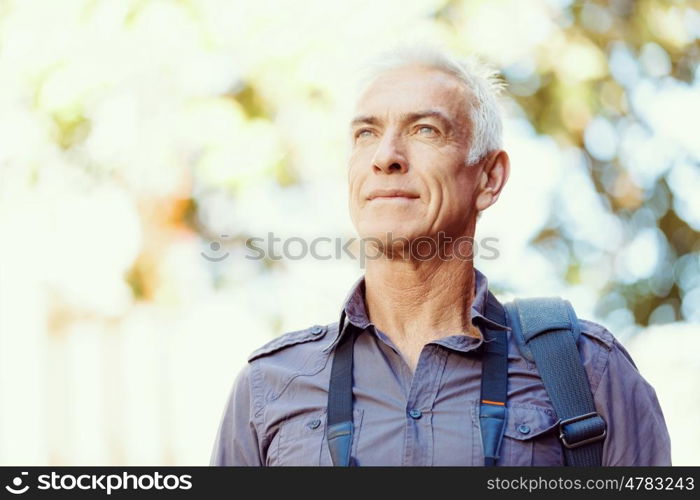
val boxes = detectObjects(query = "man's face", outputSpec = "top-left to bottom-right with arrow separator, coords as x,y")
348,64 -> 479,249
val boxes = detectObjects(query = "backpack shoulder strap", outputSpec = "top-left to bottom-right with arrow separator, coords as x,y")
503,297 -> 607,466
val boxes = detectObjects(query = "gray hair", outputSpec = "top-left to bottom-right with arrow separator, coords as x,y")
354,44 -> 506,165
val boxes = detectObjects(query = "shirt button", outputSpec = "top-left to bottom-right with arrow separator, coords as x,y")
518,424 -> 531,435
408,409 -> 422,419
310,325 -> 324,335
307,419 -> 321,429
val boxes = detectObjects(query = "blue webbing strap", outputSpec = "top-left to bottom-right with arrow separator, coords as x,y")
326,310 -> 356,466
479,292 -> 509,466
504,297 -> 606,466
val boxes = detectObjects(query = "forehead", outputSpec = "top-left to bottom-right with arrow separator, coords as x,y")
353,65 -> 471,123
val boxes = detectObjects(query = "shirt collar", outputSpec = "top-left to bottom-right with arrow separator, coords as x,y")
324,267 -> 510,352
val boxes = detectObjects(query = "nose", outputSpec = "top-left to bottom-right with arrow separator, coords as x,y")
371,131 -> 408,174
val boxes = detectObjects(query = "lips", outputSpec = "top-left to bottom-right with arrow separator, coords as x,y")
367,188 -> 420,200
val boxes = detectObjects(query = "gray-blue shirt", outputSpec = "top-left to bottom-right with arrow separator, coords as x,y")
210,268 -> 672,466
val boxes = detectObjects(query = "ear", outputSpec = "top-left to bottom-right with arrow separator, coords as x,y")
475,150 -> 510,212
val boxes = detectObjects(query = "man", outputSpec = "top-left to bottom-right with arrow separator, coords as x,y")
210,46 -> 671,466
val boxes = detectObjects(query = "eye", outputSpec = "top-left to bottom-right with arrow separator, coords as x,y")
416,125 -> 438,136
355,128 -> 374,139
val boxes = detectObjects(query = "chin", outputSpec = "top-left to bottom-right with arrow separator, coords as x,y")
357,223 -> 427,247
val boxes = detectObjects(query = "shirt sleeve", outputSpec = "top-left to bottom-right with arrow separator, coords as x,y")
209,363 -> 263,466
594,338 -> 672,466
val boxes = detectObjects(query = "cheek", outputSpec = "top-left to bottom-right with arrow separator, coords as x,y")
347,164 -> 360,192
347,166 -> 364,212
349,142 -> 374,162
432,170 -> 476,212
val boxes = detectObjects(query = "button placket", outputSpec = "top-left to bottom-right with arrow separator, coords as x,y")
402,346 -> 447,466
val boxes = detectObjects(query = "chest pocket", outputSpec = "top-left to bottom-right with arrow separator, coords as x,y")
268,409 -> 364,466
498,404 -> 563,466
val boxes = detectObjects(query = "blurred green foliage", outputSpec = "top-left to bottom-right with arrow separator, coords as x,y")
439,0 -> 700,326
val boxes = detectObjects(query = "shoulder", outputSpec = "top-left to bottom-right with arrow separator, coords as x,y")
243,321 -> 339,407
247,322 -> 338,363
581,323 -> 672,465
576,317 -> 640,394
578,318 -> 615,350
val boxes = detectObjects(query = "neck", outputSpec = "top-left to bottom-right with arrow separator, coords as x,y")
364,254 -> 480,347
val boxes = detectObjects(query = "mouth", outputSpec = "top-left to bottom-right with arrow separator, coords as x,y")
367,189 -> 420,201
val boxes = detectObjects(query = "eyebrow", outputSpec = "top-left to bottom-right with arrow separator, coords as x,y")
350,110 -> 454,132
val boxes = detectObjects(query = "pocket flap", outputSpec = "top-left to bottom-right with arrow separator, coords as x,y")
503,404 -> 558,440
